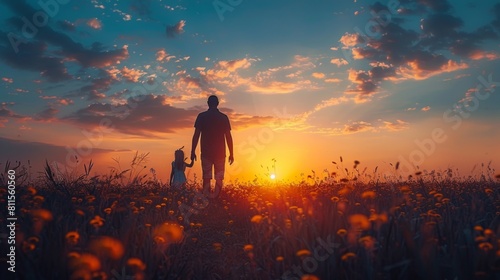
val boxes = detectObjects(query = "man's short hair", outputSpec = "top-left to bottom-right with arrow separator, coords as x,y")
207,95 -> 219,107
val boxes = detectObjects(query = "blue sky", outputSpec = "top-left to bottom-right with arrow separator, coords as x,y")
1,0 -> 499,181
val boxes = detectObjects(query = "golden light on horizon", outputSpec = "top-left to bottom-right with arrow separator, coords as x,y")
270,174 -> 276,180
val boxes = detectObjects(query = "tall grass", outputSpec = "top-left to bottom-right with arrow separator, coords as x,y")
1,157 -> 499,279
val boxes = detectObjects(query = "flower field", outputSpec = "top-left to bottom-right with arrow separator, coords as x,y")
1,160 -> 500,280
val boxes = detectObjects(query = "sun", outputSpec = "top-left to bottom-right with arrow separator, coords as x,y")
270,174 -> 276,180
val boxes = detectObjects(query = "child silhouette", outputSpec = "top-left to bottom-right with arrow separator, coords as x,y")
170,147 -> 194,190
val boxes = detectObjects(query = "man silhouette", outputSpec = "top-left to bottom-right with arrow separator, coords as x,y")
191,95 -> 234,198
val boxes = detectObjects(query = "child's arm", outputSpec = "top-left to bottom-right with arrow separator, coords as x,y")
169,164 -> 174,185
185,159 -> 194,168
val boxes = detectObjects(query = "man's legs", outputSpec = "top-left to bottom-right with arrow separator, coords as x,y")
212,157 -> 225,198
201,157 -> 225,198
201,157 -> 213,195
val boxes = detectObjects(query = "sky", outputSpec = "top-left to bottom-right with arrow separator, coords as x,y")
1,0 -> 499,183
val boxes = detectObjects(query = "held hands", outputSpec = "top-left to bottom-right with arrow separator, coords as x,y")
190,151 -> 197,161
228,154 -> 234,165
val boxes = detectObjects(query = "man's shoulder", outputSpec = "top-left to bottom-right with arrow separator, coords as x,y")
212,109 -> 228,118
218,110 -> 229,118
195,111 -> 208,122
201,109 -> 228,117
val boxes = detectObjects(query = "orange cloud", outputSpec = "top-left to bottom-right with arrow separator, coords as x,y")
382,120 -> 409,131
217,58 -> 251,72
343,121 -> 374,134
87,18 -> 102,30
325,78 -> 342,83
166,20 -> 186,37
156,49 -> 175,62
247,80 -> 311,94
220,108 -> 276,130
312,72 -> 325,79
300,96 -> 349,120
397,59 -> 468,80
339,33 -> 362,47
352,48 -> 367,60
469,50 -> 499,61
121,66 -> 146,82
330,58 -> 349,67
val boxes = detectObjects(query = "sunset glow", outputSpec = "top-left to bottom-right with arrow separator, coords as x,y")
1,1 -> 499,183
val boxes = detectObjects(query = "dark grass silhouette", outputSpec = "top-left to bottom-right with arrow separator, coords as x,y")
2,157 -> 500,280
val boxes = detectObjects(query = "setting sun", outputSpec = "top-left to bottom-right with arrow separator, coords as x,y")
270,174 -> 276,180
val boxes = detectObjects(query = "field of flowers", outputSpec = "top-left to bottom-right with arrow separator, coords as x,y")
1,159 -> 500,280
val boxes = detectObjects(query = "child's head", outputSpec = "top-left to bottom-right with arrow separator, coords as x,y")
174,146 -> 186,171
174,146 -> 185,163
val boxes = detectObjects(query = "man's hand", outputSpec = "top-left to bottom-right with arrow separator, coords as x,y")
228,154 -> 234,165
191,151 -> 197,161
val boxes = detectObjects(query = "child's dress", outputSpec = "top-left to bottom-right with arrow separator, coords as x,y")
171,161 -> 187,189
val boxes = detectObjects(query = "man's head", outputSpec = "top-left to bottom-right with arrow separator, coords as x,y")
207,95 -> 219,108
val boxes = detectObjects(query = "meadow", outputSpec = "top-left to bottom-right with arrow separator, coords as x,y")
1,157 -> 500,280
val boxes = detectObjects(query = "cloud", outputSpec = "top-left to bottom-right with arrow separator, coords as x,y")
300,96 -> 349,121
64,95 -> 194,136
382,119 -> 409,131
345,69 -> 378,100
216,58 -> 251,72
330,58 -> 349,67
156,49 -> 175,62
468,50 -> 499,61
341,119 -> 410,134
398,0 -> 452,14
343,121 -> 374,134
420,13 -> 462,37
443,73 -> 471,81
67,70 -> 117,100
166,20 -> 186,38
40,96 -> 74,106
219,108 -> 275,130
1,0 -> 129,76
34,107 -> 59,122
0,102 -> 29,127
247,80 -> 312,94
336,1 -> 500,101
311,72 -> 325,79
120,66 -> 146,82
87,18 -> 103,30
2,77 -> 13,83
417,0 -> 452,13
64,94 -> 275,136
0,39 -> 72,82
57,20 -> 76,32
325,78 -> 342,83
241,55 -> 316,94
421,106 -> 431,111
164,58 -> 255,100
165,55 -> 318,99
396,58 -> 468,80
339,33 -> 363,47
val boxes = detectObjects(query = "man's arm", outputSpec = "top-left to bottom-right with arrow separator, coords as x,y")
225,130 -> 234,165
191,128 -> 201,161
